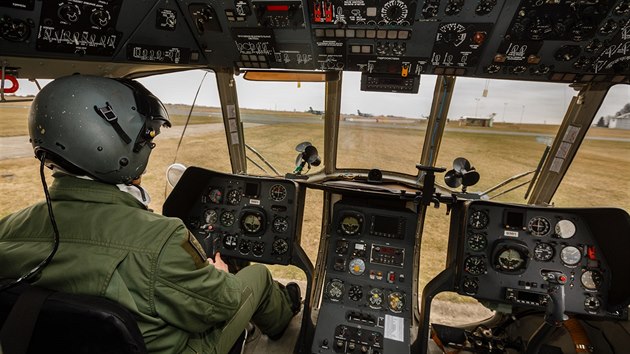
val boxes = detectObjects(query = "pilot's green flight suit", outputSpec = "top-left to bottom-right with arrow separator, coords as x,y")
0,175 -> 295,354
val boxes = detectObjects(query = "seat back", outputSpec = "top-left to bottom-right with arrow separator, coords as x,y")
0,282 -> 147,354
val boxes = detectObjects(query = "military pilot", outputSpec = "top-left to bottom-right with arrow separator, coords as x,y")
0,74 -> 301,353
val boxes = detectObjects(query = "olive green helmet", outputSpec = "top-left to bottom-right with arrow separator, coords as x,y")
28,75 -> 171,184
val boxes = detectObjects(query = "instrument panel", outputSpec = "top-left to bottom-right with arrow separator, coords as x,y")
163,167 -> 305,265
455,200 -> 626,319
2,1 -> 630,87
312,198 -> 418,354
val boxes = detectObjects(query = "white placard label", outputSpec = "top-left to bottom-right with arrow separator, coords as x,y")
384,315 -> 404,342
504,230 -> 519,237
249,199 -> 260,205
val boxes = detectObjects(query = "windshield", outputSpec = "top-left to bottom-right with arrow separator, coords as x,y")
337,72 -> 433,175
236,76 -> 326,177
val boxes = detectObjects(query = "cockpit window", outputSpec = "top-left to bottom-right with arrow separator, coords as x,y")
236,76 -> 326,177
435,78 -> 569,203
336,72 -> 434,175
139,70 -> 230,207
553,84 -> 630,213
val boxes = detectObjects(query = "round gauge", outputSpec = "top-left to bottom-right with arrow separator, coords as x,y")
204,209 -> 218,225
560,245 -> 582,266
325,279 -> 344,301
272,217 -> 289,233
241,212 -> 264,234
269,184 -> 287,202
348,258 -> 366,276
368,288 -> 384,309
252,241 -> 265,257
388,291 -> 405,313
496,248 -> 527,272
340,215 -> 361,236
220,211 -> 235,227
528,217 -> 551,236
462,279 -> 479,295
223,234 -> 238,250
464,256 -> 486,276
238,239 -> 251,254
90,9 -> 111,27
208,188 -> 223,204
467,233 -> 487,251
226,189 -> 242,205
381,0 -> 408,23
555,219 -> 576,239
533,242 -> 554,262
584,296 -> 601,312
58,4 -> 81,23
581,270 -> 603,290
271,238 -> 289,255
469,210 -> 489,230
348,285 -> 363,301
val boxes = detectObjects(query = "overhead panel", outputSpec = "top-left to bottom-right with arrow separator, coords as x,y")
116,0 -> 205,65
1,0 -> 630,84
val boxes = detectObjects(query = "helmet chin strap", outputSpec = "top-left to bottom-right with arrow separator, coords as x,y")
0,152 -> 61,292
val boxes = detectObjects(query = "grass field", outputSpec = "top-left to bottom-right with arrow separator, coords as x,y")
2,102 -> 630,303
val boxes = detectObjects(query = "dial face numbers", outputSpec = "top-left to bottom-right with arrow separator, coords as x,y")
204,209 -> 218,225
528,217 -> 551,236
584,296 -> 601,312
560,245 -> 582,266
252,241 -> 265,257
555,220 -> 576,239
348,258 -> 366,276
272,217 -> 289,233
220,211 -> 235,227
272,238 -> 289,255
340,215 -> 361,236
388,291 -> 405,313
241,212 -> 263,234
348,285 -> 363,301
368,288 -> 384,309
496,248 -> 526,272
208,188 -> 223,204
326,279 -> 344,301
269,184 -> 287,201
381,0 -> 408,23
469,210 -> 489,229
464,256 -> 486,276
467,233 -> 487,251
226,189 -> 242,205
533,242 -> 554,262
462,279 -> 479,295
238,239 -> 251,254
581,270 -> 603,290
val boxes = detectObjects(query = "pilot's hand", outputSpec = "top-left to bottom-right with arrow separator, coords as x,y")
208,252 -> 229,272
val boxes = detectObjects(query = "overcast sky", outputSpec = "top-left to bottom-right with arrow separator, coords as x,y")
15,70 -> 629,124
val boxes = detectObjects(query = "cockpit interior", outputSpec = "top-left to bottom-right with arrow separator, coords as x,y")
2,0 -> 630,353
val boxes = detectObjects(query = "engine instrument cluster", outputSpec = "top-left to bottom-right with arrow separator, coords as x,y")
163,167 -> 305,265
312,198 -> 417,354
455,200 -> 624,318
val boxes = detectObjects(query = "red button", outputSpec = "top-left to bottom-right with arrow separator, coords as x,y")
559,275 -> 567,283
587,246 -> 596,260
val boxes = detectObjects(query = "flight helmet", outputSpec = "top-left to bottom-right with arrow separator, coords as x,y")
28,74 -> 171,184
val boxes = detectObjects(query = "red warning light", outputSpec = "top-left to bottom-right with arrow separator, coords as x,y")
472,31 -> 486,45
587,246 -> 596,260
266,4 -> 289,11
